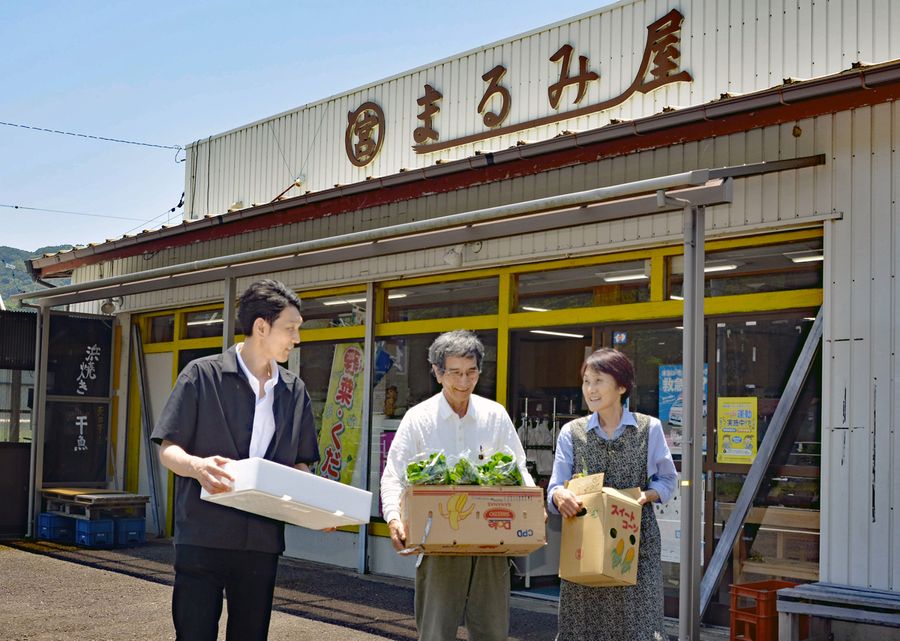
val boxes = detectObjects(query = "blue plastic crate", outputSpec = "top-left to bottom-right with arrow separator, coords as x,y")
37,512 -> 75,543
75,518 -> 114,547
113,517 -> 146,546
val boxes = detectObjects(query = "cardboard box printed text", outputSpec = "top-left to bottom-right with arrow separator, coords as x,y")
402,485 -> 546,556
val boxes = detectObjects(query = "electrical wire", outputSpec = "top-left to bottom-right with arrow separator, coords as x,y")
0,203 -> 145,221
120,193 -> 185,236
0,120 -> 182,151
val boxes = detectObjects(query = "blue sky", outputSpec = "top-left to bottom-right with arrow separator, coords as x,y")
1,1 -> 613,252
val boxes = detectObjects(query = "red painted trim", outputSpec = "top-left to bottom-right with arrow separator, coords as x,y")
38,77 -> 900,277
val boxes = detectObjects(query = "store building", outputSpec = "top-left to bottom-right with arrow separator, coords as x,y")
13,0 -> 900,634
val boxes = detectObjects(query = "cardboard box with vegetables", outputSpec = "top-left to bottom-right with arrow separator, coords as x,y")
401,450 -> 546,555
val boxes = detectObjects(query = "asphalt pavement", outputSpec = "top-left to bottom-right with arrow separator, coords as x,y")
1,538 -> 559,641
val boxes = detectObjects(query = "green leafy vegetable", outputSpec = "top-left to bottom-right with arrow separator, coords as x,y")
406,452 -> 450,485
477,451 -> 523,486
448,457 -> 482,484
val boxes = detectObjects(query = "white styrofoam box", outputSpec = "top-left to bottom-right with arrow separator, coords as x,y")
201,457 -> 372,530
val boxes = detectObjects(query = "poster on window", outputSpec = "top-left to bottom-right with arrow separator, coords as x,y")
316,343 -> 365,485
658,364 -> 708,456
716,397 -> 758,464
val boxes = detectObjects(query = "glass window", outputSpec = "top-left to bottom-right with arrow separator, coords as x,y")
607,323 -> 705,459
715,317 -> 820,459
385,278 -> 498,321
0,369 -> 33,443
148,315 -> 174,342
507,327 -> 592,487
669,238 -> 823,298
299,292 -> 367,330
712,470 -> 820,606
296,341 -> 343,433
184,310 -> 225,339
705,315 -> 822,624
517,260 -> 651,312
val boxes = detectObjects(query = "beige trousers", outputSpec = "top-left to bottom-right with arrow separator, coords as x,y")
415,555 -> 511,641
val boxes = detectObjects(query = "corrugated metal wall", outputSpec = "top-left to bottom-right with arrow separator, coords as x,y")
821,100 -> 899,590
0,310 -> 36,370
183,0 -> 900,219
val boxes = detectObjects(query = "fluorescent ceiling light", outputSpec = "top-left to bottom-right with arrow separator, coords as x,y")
521,305 -> 550,312
601,272 -> 648,283
669,294 -> 684,300
703,263 -> 738,273
530,330 -> 585,339
784,250 -> 824,263
186,318 -> 224,326
322,293 -> 406,306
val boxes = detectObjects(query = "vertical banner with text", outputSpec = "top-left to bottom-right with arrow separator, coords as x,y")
317,343 -> 365,485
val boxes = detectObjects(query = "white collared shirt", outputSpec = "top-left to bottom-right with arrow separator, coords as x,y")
235,342 -> 280,458
379,391 -> 534,525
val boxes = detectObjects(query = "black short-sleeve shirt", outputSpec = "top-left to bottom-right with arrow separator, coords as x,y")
151,346 -> 319,554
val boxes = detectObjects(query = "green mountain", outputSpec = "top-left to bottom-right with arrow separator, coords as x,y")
0,245 -> 73,309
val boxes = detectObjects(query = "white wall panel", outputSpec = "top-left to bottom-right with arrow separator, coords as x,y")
892,98 -> 900,592
183,0 -> 900,218
844,103 -> 871,587
868,101 -> 892,589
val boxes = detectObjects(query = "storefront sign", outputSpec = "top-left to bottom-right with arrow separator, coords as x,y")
658,363 -> 708,456
716,397 -> 758,464
344,9 -> 692,165
48,315 -> 112,397
41,314 -> 113,484
43,401 -> 107,484
317,343 -> 366,484
345,102 -> 385,167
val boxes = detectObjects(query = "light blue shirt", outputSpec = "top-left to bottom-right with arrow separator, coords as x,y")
547,410 -> 677,514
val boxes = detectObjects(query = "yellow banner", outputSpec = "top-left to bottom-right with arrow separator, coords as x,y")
716,397 -> 758,464
317,343 -> 365,484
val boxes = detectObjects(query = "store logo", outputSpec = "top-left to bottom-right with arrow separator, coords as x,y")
484,507 -> 514,530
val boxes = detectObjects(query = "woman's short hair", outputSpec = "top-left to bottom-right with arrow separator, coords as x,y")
237,279 -> 302,335
581,348 -> 635,405
427,330 -> 484,374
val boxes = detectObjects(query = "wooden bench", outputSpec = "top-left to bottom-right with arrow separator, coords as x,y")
777,582 -> 900,641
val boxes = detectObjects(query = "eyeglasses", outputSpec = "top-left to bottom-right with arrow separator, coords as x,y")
442,368 -> 481,381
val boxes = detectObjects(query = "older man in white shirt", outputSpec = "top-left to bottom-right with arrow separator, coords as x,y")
381,330 -> 533,641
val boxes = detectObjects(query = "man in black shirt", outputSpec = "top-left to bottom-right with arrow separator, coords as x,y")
151,279 -> 319,641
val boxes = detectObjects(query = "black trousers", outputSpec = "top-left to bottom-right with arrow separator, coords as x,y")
173,544 -> 279,641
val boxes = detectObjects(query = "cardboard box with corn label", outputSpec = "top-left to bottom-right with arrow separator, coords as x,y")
402,485 -> 546,555
558,473 -> 643,586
